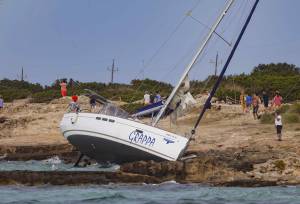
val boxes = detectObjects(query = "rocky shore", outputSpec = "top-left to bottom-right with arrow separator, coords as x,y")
1,145 -> 300,187
1,98 -> 300,186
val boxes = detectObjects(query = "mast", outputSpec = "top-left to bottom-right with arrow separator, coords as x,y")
191,0 -> 260,137
153,0 -> 235,126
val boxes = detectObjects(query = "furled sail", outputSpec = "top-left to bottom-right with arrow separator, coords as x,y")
169,76 -> 196,124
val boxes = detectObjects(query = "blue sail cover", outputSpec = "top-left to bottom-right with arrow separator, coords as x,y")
131,101 -> 164,117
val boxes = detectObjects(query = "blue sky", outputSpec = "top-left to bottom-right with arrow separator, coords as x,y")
0,0 -> 299,85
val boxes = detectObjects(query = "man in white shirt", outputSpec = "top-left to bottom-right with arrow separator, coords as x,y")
275,111 -> 282,141
144,91 -> 151,105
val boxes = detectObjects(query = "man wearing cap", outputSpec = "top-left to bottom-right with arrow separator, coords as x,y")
69,95 -> 80,112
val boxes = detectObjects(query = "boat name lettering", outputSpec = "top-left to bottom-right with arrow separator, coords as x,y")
129,130 -> 155,147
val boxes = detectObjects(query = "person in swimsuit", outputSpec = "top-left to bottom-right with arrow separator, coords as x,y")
252,93 -> 260,119
60,80 -> 67,97
272,91 -> 283,110
240,91 -> 246,113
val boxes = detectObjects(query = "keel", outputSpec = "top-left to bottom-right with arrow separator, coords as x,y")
74,153 -> 84,167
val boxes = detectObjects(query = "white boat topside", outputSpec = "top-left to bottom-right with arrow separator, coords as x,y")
60,112 -> 189,161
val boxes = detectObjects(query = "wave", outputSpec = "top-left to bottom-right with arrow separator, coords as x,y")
42,156 -> 62,165
81,193 -> 127,202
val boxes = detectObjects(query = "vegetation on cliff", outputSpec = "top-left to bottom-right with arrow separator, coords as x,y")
192,63 -> 300,102
260,103 -> 300,124
1,63 -> 299,104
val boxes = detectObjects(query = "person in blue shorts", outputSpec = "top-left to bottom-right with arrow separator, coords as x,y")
0,95 -> 3,112
245,94 -> 252,112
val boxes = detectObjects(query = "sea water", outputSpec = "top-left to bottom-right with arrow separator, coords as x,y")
1,184 -> 300,204
1,158 -> 300,204
0,156 -> 119,172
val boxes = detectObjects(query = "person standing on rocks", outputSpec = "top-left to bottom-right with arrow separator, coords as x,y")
272,91 -> 283,109
69,95 -> 80,112
240,91 -> 246,113
252,93 -> 260,119
275,110 -> 283,141
143,91 -> 151,105
89,96 -> 96,112
245,93 -> 252,113
0,95 -> 3,111
60,79 -> 67,98
262,91 -> 269,110
154,91 -> 162,103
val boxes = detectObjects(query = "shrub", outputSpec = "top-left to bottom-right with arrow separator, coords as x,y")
31,90 -> 61,103
0,89 -> 31,102
278,105 -> 290,114
273,160 -> 286,171
283,113 -> 300,123
260,113 -> 274,124
290,103 -> 300,114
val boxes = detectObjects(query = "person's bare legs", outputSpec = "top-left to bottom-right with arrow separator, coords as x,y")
277,133 -> 282,141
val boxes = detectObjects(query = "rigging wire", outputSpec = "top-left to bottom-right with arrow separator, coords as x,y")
141,33 -> 212,99
127,0 -> 203,103
283,78 -> 300,101
146,9 -> 229,106
136,0 -> 202,75
222,0 -> 251,49
187,14 -> 232,47
187,1 -> 248,84
180,1 -> 252,105
147,11 -> 227,103
219,0 -> 248,35
190,0 -> 260,137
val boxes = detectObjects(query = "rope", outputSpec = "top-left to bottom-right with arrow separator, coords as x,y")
188,15 -> 231,46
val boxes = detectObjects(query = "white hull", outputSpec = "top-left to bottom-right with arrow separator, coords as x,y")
60,113 -> 188,163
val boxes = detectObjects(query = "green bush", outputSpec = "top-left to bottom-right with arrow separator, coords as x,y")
31,90 -> 61,103
0,89 -> 31,102
290,103 -> 300,114
283,113 -> 300,123
260,113 -> 274,124
2,62 -> 300,104
273,160 -> 286,171
278,104 -> 290,114
191,63 -> 300,102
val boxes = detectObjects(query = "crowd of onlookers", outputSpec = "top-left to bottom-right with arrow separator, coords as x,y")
239,90 -> 283,118
1,81 -> 286,141
239,90 -> 283,141
143,91 -> 162,105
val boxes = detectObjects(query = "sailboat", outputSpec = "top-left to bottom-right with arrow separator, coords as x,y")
60,0 -> 259,164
